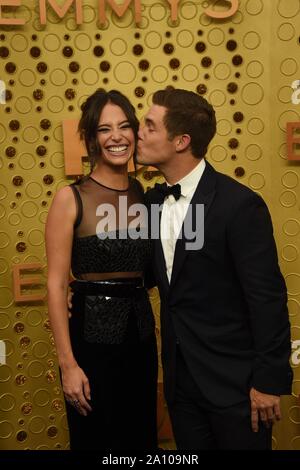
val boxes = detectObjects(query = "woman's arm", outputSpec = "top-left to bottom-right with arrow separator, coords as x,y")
45,186 -> 91,415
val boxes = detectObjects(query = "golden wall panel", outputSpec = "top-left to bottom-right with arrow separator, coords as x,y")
0,0 -> 299,450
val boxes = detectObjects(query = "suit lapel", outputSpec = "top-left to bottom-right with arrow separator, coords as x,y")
169,161 -> 217,290
154,208 -> 170,291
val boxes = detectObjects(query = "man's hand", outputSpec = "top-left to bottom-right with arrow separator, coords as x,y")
250,387 -> 281,432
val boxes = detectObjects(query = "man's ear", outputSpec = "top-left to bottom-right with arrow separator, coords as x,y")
175,134 -> 191,152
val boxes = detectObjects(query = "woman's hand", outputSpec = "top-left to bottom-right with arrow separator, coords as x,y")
61,363 -> 92,416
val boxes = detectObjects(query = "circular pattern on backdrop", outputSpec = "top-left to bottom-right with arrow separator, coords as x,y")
18,153 -> 35,170
282,244 -> 298,263
278,110 -> 300,131
15,97 -> 32,114
0,312 -> 10,329
232,11 -> 244,24
83,5 -> 96,23
0,124 -> 6,144
110,38 -> 127,56
245,144 -> 262,161
47,96 -> 64,113
151,65 -> 169,83
25,182 -> 43,199
199,13 -> 212,27
277,0 -> 300,18
81,68 -> 99,86
74,33 -> 92,51
19,69 -> 36,87
243,31 -> 261,49
111,8 -> 134,27
207,28 -> 225,46
0,204 -> 5,220
0,286 -> 13,308
53,126 -> 63,143
279,190 -> 297,208
145,31 -> 162,49
28,362 -> 45,380
217,119 -> 232,136
0,364 -> 12,382
285,273 -> 300,296
50,69 -> 67,86
0,185 -> 8,201
10,34 -> 28,52
209,90 -> 226,107
277,22 -> 295,41
27,309 -> 43,327
22,127 -> 40,144
8,214 -> 21,226
248,172 -> 265,190
50,152 -> 64,169
288,298 -> 300,318
176,30 -> 194,48
246,0 -> 264,15
210,145 -> 227,162
246,60 -> 264,78
182,64 -> 199,82
180,2 -> 197,19
43,34 -> 61,52
33,341 -> 50,359
242,83 -> 264,105
0,394 -> 15,412
0,258 -> 9,276
280,58 -> 298,76
28,416 -> 47,434
149,3 -> 167,21
247,117 -> 265,135
282,171 -> 299,189
114,61 -> 136,83
28,229 -> 44,247
0,232 -> 10,249
278,86 -> 294,104
21,201 -> 38,218
283,219 -> 300,237
214,63 -> 231,80
0,421 -> 14,439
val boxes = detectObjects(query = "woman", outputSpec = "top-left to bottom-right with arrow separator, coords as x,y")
46,89 -> 158,450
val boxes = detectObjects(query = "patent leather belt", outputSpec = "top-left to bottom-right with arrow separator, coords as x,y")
70,278 -> 144,298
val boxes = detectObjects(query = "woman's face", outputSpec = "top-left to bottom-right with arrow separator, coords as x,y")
96,102 -> 135,168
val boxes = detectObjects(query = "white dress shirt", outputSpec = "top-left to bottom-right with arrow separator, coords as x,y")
161,159 -> 206,283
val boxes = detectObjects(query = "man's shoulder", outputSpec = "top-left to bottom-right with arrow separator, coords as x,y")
214,167 -> 263,204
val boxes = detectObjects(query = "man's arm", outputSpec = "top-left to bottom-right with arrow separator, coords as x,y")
227,191 -> 292,429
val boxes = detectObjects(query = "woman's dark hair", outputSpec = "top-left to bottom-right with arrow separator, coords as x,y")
152,87 -> 216,159
78,89 -> 139,172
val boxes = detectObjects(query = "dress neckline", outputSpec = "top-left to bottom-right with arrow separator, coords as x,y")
89,176 -> 129,192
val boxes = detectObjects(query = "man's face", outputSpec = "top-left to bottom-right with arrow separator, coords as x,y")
137,104 -> 176,168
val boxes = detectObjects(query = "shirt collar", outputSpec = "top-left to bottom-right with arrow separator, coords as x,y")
167,159 -> 206,198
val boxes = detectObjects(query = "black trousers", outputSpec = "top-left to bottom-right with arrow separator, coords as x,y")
167,347 -> 272,450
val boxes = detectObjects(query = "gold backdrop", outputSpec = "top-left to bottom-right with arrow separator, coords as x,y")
0,0 -> 300,450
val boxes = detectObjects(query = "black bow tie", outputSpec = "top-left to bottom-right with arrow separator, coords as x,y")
154,182 -> 182,201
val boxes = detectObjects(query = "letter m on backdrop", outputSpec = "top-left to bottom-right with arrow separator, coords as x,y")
39,0 -> 83,24
99,0 -> 141,24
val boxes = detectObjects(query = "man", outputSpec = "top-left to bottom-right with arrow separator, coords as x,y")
137,88 -> 292,450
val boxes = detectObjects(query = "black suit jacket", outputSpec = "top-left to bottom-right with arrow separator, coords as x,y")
146,162 -> 293,407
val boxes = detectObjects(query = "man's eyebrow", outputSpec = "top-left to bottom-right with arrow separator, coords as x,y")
144,117 -> 155,127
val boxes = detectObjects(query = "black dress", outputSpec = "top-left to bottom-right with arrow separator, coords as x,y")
66,176 -> 158,450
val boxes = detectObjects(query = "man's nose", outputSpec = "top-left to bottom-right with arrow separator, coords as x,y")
138,127 -> 143,140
